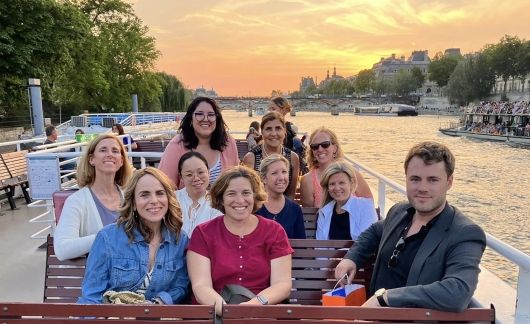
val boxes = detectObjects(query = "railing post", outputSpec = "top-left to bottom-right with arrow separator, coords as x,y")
515,266 -> 530,323
377,180 -> 386,216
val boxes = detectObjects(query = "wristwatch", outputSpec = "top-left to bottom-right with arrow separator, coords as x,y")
374,288 -> 388,307
256,295 -> 268,305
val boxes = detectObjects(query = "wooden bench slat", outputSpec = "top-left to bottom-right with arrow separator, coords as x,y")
44,288 -> 82,298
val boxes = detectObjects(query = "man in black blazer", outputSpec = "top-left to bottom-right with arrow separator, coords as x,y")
335,141 -> 486,312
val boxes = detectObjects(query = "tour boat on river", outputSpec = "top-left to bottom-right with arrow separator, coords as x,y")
439,103 -> 530,147
0,111 -> 528,323
354,103 -> 418,116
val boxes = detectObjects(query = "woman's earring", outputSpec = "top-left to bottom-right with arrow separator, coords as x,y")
333,151 -> 337,159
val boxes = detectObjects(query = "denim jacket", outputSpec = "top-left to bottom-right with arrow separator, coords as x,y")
78,223 -> 189,304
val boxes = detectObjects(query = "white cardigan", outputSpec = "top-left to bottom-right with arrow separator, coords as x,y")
316,196 -> 378,240
53,187 -> 120,261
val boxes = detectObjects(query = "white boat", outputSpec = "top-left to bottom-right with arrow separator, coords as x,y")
354,104 -> 418,116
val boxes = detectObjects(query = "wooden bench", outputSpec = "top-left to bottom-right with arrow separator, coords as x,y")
0,303 -> 216,323
0,150 -> 31,209
235,139 -> 249,161
44,235 -> 86,303
221,304 -> 495,323
133,139 -> 170,167
302,206 -> 318,239
289,239 -> 373,305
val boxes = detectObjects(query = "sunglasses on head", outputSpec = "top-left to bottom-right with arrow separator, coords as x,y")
309,141 -> 332,150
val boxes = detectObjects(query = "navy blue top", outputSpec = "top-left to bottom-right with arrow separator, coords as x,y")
256,197 -> 306,239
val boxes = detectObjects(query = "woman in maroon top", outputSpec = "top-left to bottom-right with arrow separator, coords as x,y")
187,166 -> 293,314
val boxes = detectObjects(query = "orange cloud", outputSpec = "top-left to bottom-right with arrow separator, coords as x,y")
128,0 -> 530,96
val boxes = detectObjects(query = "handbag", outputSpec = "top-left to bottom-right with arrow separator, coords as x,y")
322,274 -> 366,306
220,284 -> 256,304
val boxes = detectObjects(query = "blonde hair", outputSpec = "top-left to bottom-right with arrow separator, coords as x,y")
320,161 -> 357,207
306,127 -> 343,170
259,154 -> 289,179
117,167 -> 183,243
77,134 -> 132,187
210,166 -> 267,214
271,96 -> 292,113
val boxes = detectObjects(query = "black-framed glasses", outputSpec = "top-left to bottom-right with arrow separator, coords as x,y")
194,112 -> 216,122
387,232 -> 407,268
309,141 -> 332,150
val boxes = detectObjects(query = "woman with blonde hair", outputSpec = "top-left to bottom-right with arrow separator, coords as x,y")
187,166 -> 293,314
256,154 -> 305,239
242,112 -> 299,198
300,127 -> 372,207
316,161 -> 377,240
54,134 -> 133,260
79,167 -> 189,304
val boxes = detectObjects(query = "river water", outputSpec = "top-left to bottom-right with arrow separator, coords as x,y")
223,110 -> 530,287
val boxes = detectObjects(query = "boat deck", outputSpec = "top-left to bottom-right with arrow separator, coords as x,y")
0,198 -> 47,302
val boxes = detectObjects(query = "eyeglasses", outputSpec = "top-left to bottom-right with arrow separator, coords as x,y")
194,112 -> 216,122
309,141 -> 332,150
387,229 -> 407,268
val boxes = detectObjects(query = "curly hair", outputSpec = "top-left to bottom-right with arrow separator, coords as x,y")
404,141 -> 455,177
76,134 -> 132,187
179,97 -> 230,151
306,127 -> 343,170
117,167 -> 183,243
209,166 -> 267,214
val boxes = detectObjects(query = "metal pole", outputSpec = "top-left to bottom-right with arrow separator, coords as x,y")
28,78 -> 45,136
132,94 -> 138,113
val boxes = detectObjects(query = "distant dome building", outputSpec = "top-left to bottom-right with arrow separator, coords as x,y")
194,86 -> 218,98
319,66 -> 344,87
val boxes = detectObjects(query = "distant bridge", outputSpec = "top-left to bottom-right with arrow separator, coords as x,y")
215,97 -> 375,112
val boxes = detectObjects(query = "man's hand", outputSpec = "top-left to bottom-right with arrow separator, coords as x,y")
334,259 -> 357,286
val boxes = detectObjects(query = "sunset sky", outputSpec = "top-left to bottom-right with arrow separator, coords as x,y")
127,0 -> 530,96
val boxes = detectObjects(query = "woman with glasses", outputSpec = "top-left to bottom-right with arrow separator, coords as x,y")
242,112 -> 300,199
176,151 -> 222,238
160,97 -> 239,189
316,161 -> 377,240
300,127 -> 372,207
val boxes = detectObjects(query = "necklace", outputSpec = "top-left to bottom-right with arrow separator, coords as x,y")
262,144 -> 282,158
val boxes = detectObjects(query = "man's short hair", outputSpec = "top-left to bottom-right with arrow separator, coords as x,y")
404,141 -> 455,177
45,125 -> 56,137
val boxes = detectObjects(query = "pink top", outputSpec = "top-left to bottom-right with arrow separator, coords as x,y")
188,216 -> 293,295
159,134 -> 239,189
310,169 -> 323,208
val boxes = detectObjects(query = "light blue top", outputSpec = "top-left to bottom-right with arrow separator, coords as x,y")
79,223 -> 189,305
316,196 -> 378,240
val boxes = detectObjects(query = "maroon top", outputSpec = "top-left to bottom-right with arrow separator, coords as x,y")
188,215 -> 294,295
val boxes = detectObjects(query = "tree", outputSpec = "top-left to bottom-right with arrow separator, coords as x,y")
410,66 -> 426,89
515,40 -> 530,92
157,72 -> 192,112
483,35 -> 524,93
355,69 -> 374,94
446,54 -> 495,105
373,78 -> 392,95
428,55 -> 461,87
391,70 -> 417,96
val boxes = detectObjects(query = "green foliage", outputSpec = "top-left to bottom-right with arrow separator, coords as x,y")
373,78 -> 392,95
0,0 -> 190,123
355,69 -> 374,94
157,72 -> 192,112
483,35 -> 525,93
410,67 -> 425,89
319,79 -> 354,97
391,70 -> 418,96
428,55 -> 461,87
446,54 -> 495,105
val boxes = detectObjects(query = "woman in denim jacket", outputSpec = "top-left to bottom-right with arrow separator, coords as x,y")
79,167 -> 189,304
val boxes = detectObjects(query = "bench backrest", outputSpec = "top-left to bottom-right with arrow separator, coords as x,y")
44,235 -> 86,303
289,239 -> 373,305
0,303 -> 216,323
302,206 -> 318,239
52,190 -> 78,224
1,150 -> 28,179
0,159 -> 12,187
235,139 -> 248,161
135,139 -> 169,152
221,304 -> 495,323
